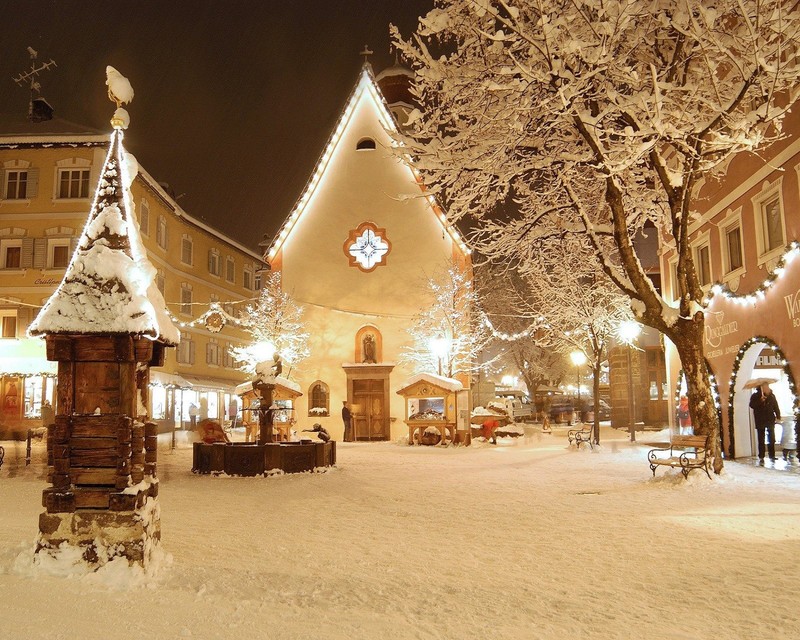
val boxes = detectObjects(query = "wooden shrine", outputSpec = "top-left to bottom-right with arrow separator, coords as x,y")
37,334 -> 168,563
396,374 -> 467,446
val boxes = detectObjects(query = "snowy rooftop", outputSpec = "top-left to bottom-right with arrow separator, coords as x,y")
28,129 -> 178,345
234,376 -> 302,396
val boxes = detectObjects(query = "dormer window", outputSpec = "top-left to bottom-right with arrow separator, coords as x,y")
356,137 -> 376,151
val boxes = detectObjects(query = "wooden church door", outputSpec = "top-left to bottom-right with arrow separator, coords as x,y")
352,379 -> 387,441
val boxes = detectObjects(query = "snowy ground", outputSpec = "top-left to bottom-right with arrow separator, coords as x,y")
1,425 -> 799,640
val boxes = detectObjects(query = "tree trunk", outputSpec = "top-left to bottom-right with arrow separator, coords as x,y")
592,363 -> 601,445
662,315 -> 723,474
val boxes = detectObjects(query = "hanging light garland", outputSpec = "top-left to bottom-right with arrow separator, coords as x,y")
703,241 -> 800,306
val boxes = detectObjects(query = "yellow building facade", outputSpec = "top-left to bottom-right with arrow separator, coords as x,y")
0,118 -> 264,436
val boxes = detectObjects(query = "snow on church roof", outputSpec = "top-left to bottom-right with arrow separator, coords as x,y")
265,64 -> 470,262
28,127 -> 178,345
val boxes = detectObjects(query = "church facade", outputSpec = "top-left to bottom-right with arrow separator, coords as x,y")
264,65 -> 471,441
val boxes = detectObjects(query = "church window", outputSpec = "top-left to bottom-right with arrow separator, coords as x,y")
308,381 -> 329,417
344,222 -> 391,272
356,137 -> 376,151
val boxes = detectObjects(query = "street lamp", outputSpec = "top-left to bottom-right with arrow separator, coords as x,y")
570,351 -> 587,423
429,336 -> 451,376
617,320 -> 641,442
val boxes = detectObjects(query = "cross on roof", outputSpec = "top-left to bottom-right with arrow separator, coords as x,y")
359,45 -> 374,63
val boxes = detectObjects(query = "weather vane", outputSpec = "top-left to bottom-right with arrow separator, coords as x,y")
13,46 -> 57,95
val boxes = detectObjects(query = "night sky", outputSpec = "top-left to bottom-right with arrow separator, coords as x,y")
0,0 -> 433,251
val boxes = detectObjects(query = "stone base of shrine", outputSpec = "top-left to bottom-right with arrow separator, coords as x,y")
35,490 -> 161,568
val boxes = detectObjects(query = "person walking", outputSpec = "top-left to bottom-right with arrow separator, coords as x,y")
749,382 -> 781,463
342,400 -> 353,442
188,402 -> 199,430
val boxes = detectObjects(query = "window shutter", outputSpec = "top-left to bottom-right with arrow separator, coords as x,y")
26,168 -> 39,198
33,238 -> 47,269
189,340 -> 196,365
21,237 -> 34,268
208,250 -> 214,273
0,170 -> 6,199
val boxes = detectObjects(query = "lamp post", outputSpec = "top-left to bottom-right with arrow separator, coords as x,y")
617,321 -> 641,442
429,336 -> 451,377
570,351 -> 587,423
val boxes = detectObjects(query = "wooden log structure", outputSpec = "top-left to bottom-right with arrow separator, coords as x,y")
36,334 -> 167,567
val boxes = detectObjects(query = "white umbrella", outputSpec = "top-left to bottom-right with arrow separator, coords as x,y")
742,377 -> 778,390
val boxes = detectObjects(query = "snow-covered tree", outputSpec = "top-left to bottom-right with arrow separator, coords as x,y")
231,271 -> 310,376
394,1 -> 800,471
402,259 -> 493,378
482,241 -> 632,443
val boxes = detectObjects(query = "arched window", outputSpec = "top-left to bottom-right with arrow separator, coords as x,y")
356,137 -> 376,151
308,381 -> 330,417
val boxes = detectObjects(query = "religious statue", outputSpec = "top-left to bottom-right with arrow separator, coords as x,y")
362,333 -> 377,364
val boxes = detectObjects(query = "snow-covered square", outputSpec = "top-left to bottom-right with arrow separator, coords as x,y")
2,427 -> 799,640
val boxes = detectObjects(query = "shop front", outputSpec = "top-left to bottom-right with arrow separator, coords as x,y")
692,245 -> 800,459
0,337 -> 57,438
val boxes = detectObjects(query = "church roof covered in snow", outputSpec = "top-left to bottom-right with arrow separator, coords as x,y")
28,127 -> 178,345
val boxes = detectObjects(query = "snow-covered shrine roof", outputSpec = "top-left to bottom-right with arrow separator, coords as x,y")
28,128 -> 179,345
264,64 -> 470,263
396,372 -> 464,395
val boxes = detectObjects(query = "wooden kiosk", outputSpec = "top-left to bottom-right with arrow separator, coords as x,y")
396,373 -> 467,446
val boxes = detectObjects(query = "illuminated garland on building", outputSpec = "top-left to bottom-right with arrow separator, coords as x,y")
704,241 -> 800,306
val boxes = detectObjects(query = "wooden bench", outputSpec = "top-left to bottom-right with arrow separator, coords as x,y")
647,434 -> 711,479
568,423 -> 593,449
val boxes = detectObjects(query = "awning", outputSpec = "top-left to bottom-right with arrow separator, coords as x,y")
180,374 -> 240,392
149,371 -> 193,389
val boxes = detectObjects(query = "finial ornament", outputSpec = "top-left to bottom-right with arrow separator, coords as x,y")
360,45 -> 374,63
106,66 -> 134,129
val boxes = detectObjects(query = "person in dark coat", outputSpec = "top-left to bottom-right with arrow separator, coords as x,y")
341,401 -> 353,442
749,383 -> 781,462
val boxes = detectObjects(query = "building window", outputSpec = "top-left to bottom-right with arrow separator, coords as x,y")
48,239 -> 71,269
139,199 -> 150,235
695,242 -> 711,287
181,235 -> 193,265
724,223 -> 743,273
176,331 -> 195,364
1,239 -> 22,269
226,256 -> 235,283
156,216 -> 168,249
5,170 -> 28,199
206,339 -> 221,366
222,342 -> 235,369
156,269 -> 165,295
208,249 -> 220,276
243,267 -> 253,290
356,138 -> 376,151
760,197 -> 784,254
1,310 -> 17,338
180,283 -> 193,315
254,270 -> 262,291
57,168 -> 90,199
308,381 -> 330,417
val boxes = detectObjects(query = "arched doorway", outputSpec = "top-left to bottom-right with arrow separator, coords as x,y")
729,338 -> 797,459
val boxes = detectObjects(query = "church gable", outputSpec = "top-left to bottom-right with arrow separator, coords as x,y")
266,66 -> 468,276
